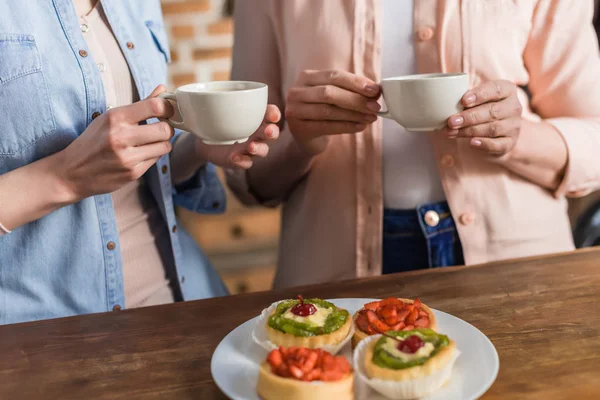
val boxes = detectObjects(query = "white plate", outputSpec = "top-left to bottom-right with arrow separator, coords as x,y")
211,298 -> 499,400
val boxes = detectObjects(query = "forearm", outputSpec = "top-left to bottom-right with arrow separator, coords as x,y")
232,130 -> 314,203
0,153 -> 75,231
494,119 -> 568,191
170,131 -> 207,185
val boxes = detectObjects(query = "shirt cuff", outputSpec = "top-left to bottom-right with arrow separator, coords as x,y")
172,162 -> 226,214
547,117 -> 600,198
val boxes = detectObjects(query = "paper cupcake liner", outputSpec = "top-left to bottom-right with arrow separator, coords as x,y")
252,300 -> 354,355
353,335 -> 460,399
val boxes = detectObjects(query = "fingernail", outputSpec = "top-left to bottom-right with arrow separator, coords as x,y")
447,129 -> 458,138
266,129 -> 275,138
356,123 -> 367,130
364,84 -> 379,94
232,154 -> 241,162
471,139 -> 482,147
366,101 -> 381,112
464,94 -> 476,105
364,114 -> 378,122
449,115 -> 464,128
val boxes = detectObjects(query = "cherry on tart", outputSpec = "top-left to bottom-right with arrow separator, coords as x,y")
352,297 -> 437,348
257,346 -> 354,400
266,296 -> 352,349
361,328 -> 457,398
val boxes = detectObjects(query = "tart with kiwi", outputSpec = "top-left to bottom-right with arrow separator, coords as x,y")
353,297 -> 436,348
257,346 -> 354,400
360,329 -> 457,398
265,296 -> 353,349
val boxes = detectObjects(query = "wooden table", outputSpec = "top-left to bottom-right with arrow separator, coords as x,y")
1,249 -> 599,399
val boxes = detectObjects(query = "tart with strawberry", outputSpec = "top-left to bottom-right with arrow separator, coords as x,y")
257,346 -> 354,400
353,298 -> 436,348
265,296 -> 352,349
360,329 -> 457,399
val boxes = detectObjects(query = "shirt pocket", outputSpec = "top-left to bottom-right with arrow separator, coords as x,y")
145,21 -> 172,64
0,34 -> 56,156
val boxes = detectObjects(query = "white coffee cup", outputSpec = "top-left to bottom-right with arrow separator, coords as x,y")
378,73 -> 469,131
159,81 -> 268,145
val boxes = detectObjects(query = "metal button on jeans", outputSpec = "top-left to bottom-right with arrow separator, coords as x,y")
424,210 -> 440,227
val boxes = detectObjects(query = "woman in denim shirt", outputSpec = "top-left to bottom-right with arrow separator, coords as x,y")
0,0 -> 280,324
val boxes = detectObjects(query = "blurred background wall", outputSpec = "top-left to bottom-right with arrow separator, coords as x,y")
160,0 -> 279,295
158,0 -> 600,295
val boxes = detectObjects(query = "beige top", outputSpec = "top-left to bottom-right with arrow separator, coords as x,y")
74,0 -> 175,307
229,0 -> 600,288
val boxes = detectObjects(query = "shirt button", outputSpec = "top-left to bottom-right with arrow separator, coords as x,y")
181,276 -> 185,284
112,304 -> 122,311
161,165 -> 168,174
80,23 -> 89,33
424,210 -> 440,227
97,63 -> 106,72
126,42 -> 135,50
416,26 -> 435,42
106,241 -> 116,251
92,111 -> 102,120
459,213 -> 476,226
78,49 -> 88,58
172,225 -> 177,233
441,154 -> 455,168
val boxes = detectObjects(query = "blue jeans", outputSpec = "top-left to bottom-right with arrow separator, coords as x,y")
382,201 -> 464,274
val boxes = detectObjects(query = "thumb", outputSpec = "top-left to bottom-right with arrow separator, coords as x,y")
146,84 -> 168,99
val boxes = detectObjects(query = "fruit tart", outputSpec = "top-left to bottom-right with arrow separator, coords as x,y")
353,297 -> 436,348
354,329 -> 458,399
257,346 -> 354,400
263,296 -> 353,350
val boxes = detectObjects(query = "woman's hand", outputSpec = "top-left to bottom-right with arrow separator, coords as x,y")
285,70 -> 381,154
55,97 -> 175,201
194,104 -> 281,169
445,80 -> 523,157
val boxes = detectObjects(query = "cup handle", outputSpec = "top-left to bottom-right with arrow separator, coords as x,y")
377,108 -> 392,119
158,92 -> 187,130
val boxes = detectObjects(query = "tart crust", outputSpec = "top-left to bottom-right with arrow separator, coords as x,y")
256,362 -> 354,400
364,337 -> 456,381
265,307 -> 353,348
352,298 -> 437,348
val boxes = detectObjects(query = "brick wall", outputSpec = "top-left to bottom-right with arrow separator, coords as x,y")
160,0 -> 234,88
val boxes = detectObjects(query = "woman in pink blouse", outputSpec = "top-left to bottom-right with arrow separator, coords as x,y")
228,0 -> 600,288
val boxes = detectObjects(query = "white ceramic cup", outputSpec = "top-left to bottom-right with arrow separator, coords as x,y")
378,73 -> 469,131
158,81 -> 268,145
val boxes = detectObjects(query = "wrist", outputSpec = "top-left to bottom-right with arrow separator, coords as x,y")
46,151 -> 82,205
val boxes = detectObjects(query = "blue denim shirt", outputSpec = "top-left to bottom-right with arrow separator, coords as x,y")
0,0 -> 228,325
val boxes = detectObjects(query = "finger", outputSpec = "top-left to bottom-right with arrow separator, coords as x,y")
297,70 -> 380,97
146,84 -> 168,99
249,123 -> 280,142
285,103 -> 377,123
287,86 -> 381,114
469,137 -> 515,156
245,141 -> 269,158
264,104 -> 281,124
116,97 -> 175,124
461,80 -> 514,108
133,157 -> 161,179
448,99 -> 519,129
301,121 -> 367,135
446,117 -> 520,139
229,153 -> 253,169
133,140 -> 173,162
126,122 -> 175,146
